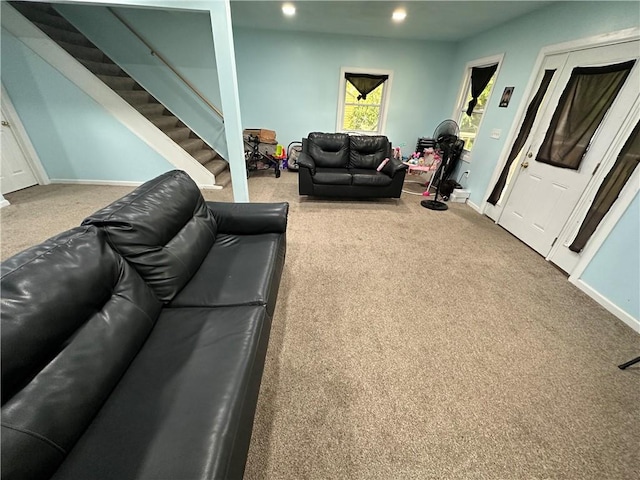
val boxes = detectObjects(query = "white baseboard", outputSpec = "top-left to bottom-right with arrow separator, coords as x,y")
49,179 -> 143,187
0,199 -> 11,208
572,278 -> 640,333
466,199 -> 482,213
49,178 -> 223,190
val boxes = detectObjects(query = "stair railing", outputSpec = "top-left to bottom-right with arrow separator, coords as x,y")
108,8 -> 224,123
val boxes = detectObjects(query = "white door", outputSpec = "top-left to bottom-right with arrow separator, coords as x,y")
0,109 -> 38,195
498,40 -> 640,258
485,53 -> 568,221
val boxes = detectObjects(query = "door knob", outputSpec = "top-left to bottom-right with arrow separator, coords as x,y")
1,120 -> 9,127
521,161 -> 529,169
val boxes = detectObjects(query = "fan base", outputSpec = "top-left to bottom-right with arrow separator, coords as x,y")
421,199 -> 448,211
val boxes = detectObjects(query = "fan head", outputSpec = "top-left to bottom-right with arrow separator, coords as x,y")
433,120 -> 460,141
433,120 -> 460,148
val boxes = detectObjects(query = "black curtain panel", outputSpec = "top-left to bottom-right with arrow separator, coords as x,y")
487,69 -> 556,205
466,64 -> 498,115
537,60 -> 635,170
569,120 -> 640,253
345,73 -> 389,100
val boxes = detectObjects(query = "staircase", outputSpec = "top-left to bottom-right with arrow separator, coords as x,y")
10,1 -> 229,185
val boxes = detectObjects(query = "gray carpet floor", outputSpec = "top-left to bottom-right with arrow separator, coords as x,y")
2,171 -> 639,479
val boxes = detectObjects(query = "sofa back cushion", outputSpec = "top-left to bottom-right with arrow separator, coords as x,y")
1,226 -> 161,480
349,135 -> 391,169
307,132 -> 350,168
83,170 -> 217,302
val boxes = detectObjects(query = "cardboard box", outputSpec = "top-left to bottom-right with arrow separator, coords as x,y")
243,128 -> 277,144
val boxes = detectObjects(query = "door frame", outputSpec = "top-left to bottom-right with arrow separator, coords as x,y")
482,27 -> 640,221
1,84 -> 50,188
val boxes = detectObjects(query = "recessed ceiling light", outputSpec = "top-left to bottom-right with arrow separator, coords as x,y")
392,9 -> 406,22
282,3 -> 296,17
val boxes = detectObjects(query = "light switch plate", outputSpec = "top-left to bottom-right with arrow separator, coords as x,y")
490,129 -> 501,139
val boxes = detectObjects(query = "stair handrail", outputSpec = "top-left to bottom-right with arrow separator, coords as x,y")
108,8 -> 224,122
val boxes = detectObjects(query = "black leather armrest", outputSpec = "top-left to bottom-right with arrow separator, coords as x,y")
382,157 -> 408,177
206,201 -> 289,234
297,152 -> 316,175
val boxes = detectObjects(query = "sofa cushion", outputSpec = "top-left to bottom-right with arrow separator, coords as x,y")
169,233 -> 285,316
313,167 -> 352,185
349,135 -> 390,169
83,170 -> 216,302
349,168 -> 394,186
1,226 -> 161,480
51,306 -> 271,480
307,132 -> 350,168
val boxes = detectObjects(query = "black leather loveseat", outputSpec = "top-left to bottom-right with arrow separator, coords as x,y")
298,132 -> 407,198
1,170 -> 288,480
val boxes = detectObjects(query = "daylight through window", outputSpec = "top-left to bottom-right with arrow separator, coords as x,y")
338,69 -> 391,135
455,61 -> 500,152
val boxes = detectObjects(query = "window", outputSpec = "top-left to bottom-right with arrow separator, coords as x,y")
337,67 -> 392,134
454,56 -> 502,152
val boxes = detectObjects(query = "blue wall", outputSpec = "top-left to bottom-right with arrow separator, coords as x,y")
233,27 -> 455,151
55,4 -> 228,159
1,27 -> 172,182
446,1 -> 639,324
447,1 -> 640,204
581,193 -> 640,321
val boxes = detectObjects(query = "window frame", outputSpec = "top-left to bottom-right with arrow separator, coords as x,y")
336,66 -> 393,135
451,54 -> 504,159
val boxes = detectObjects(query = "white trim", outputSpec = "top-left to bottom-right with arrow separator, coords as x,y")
0,196 -> 10,208
548,98 -> 640,273
466,199 -> 482,214
1,85 -> 50,186
336,66 -> 393,135
568,174 -> 639,282
481,27 -> 640,216
571,278 -> 640,333
450,53 -> 504,162
2,4 -> 216,188
49,178 -> 223,190
49,179 -> 143,187
450,53 -> 505,119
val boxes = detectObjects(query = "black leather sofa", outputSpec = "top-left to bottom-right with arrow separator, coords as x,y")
298,132 -> 407,198
1,170 -> 288,480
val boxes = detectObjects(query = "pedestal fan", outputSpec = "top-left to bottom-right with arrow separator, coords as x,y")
421,120 -> 460,211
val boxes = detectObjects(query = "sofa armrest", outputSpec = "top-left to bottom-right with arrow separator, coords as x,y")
207,201 -> 289,234
297,152 -> 316,175
382,157 -> 408,177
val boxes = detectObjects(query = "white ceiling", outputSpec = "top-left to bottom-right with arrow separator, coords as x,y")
230,1 -> 554,42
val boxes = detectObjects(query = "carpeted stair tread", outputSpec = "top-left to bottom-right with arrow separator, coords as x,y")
178,138 -> 205,154
78,59 -> 124,76
98,75 -> 137,90
205,158 -> 228,177
12,1 -> 227,169
148,115 -> 179,130
192,149 -> 216,165
56,41 -> 105,63
117,90 -> 152,105
30,23 -> 95,47
165,127 -> 192,142
212,168 -> 231,187
136,103 -> 166,117
12,4 -> 75,31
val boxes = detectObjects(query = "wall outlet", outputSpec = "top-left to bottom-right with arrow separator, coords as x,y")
490,129 -> 501,139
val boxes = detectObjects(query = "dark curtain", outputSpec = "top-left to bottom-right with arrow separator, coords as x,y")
569,120 -> 640,252
345,73 -> 389,100
487,69 -> 556,205
537,60 -> 635,170
466,64 -> 498,115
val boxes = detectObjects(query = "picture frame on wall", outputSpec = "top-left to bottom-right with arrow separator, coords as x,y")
499,87 -> 514,107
